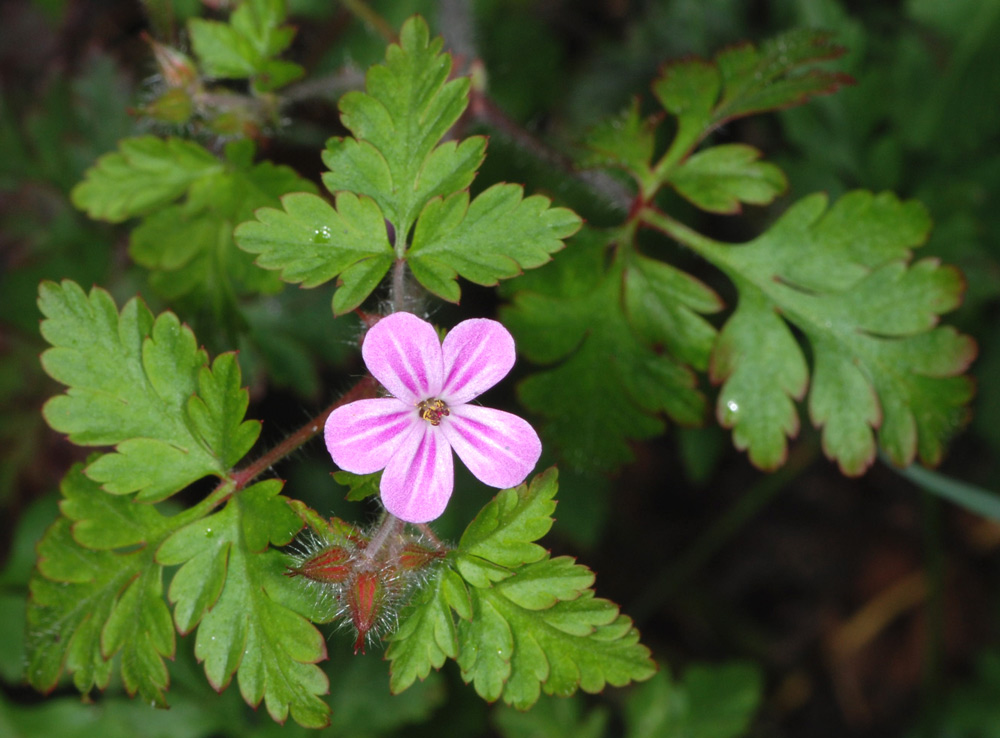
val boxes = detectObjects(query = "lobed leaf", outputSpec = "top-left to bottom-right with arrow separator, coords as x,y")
70,136 -> 222,223
333,470 -> 383,502
703,191 -> 975,473
653,29 -> 851,148
58,458 -> 171,551
38,280 -> 260,501
188,0 -> 302,91
234,191 -> 394,315
502,230 -> 713,471
458,578 -> 655,709
407,184 -> 582,302
26,467 -> 174,706
388,471 -> 656,708
584,30 -> 849,198
386,566 -> 468,694
666,143 -> 787,214
240,16 -> 577,309
130,139 -> 316,301
578,100 -> 659,194
320,17 -> 486,238
624,663 -> 763,738
709,284 -> 808,471
713,30 -> 853,123
157,481 -> 326,727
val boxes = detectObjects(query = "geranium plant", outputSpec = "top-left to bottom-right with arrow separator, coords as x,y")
14,2 -> 978,735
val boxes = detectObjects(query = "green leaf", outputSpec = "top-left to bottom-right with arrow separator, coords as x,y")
502,229 -> 711,471
386,566 -> 467,694
244,16 -> 577,307
233,191 -> 394,315
157,480 -> 326,728
667,143 -> 788,214
710,284 -> 808,470
58,459 -> 171,551
26,467 -> 173,706
320,16 -> 486,238
494,694 -> 610,738
713,30 -> 852,123
333,470 -> 382,502
653,30 -> 851,152
623,251 -> 723,372
457,466 -> 558,573
458,578 -> 654,708
579,99 -> 659,195
388,470 -> 656,708
187,353 -> 261,469
699,191 -> 975,473
130,139 -> 316,301
188,0 -> 302,91
624,663 -> 763,738
231,0 -> 295,59
189,18 -> 258,78
70,136 -> 223,222
407,184 -> 582,302
653,58 -> 720,162
38,280 -> 260,501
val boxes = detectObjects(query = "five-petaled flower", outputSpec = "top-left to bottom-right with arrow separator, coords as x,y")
324,312 -> 542,523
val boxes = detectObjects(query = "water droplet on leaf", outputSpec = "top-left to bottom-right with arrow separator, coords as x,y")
312,226 -> 332,244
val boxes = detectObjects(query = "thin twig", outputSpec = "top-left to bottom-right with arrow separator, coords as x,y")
282,65 -> 366,103
340,0 -> 396,42
469,92 -> 633,213
230,375 -> 378,491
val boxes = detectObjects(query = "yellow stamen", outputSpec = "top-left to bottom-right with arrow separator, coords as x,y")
418,398 -> 450,426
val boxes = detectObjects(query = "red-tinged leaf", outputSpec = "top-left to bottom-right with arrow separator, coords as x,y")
653,190 -> 974,473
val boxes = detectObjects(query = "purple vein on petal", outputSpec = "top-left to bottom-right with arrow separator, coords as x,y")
364,313 -> 443,401
381,424 -> 454,523
443,340 -> 490,401
324,399 -> 417,474
387,330 -> 429,397
442,405 -> 540,489
442,319 -> 515,404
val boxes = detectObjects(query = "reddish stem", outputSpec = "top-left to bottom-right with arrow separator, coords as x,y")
468,91 -> 632,213
230,375 -> 379,491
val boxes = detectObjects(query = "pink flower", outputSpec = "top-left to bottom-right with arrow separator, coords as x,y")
324,312 -> 542,523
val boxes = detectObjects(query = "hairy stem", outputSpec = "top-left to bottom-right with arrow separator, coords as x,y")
391,257 -> 408,313
359,512 -> 407,567
417,523 -> 446,550
283,65 -> 365,103
340,0 -> 396,42
229,375 -> 378,492
469,91 -> 632,213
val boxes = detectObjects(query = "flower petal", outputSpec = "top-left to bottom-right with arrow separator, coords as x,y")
440,404 -> 541,489
362,312 -> 444,402
381,424 -> 454,523
440,318 -> 516,404
324,398 -> 418,474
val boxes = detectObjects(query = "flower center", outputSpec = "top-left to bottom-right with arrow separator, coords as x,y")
417,398 -> 450,426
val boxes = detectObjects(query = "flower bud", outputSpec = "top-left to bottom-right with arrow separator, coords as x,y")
397,541 -> 445,572
286,545 -> 352,584
142,88 -> 194,124
144,35 -> 198,88
345,570 -> 388,654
